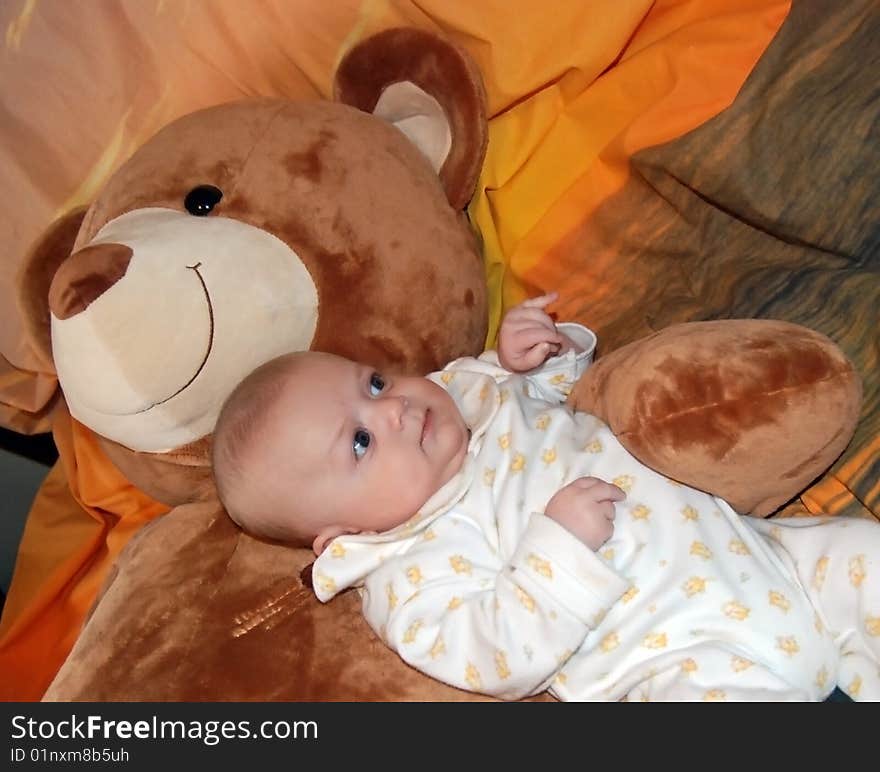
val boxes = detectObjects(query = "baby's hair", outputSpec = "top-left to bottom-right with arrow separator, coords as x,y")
212,352 -> 313,545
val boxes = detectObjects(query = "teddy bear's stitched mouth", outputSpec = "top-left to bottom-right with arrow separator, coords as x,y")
134,262 -> 214,414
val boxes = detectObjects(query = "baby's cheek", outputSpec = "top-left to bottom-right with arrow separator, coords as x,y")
377,473 -> 431,529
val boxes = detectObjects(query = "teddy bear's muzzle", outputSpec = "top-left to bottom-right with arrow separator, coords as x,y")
49,242 -> 133,320
48,207 -> 321,453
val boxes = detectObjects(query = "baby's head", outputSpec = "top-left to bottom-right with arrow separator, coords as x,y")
212,351 -> 469,554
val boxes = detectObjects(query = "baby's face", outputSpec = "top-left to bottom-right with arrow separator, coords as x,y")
262,352 -> 469,548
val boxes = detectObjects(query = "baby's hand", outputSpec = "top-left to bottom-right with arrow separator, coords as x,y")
545,477 -> 625,551
498,292 -> 566,372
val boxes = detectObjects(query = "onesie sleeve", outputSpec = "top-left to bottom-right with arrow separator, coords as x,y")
361,509 -> 628,700
518,322 -> 596,404
442,322 -> 596,405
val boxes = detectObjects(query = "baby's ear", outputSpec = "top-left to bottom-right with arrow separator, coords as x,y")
333,27 -> 488,210
313,525 -> 357,556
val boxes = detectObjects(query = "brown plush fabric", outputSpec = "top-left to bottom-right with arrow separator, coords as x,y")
334,27 -> 488,210
16,207 -> 88,370
48,243 -> 133,320
569,320 -> 862,516
42,503 -> 512,701
97,436 -> 215,508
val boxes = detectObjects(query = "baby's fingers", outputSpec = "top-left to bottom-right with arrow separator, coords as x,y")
601,483 -> 627,503
569,477 -> 627,502
601,501 -> 618,521
520,291 -> 559,310
511,325 -> 563,353
504,307 -> 560,336
504,342 -> 556,372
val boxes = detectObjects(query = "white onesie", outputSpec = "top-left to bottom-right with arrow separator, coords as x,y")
313,325 -> 880,701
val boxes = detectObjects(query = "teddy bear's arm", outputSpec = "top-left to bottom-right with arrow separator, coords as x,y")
568,319 -> 862,516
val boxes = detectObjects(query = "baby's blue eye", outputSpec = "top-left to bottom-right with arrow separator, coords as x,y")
353,428 -> 371,460
369,372 -> 385,397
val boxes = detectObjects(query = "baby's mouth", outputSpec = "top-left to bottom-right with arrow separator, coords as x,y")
420,409 -> 432,446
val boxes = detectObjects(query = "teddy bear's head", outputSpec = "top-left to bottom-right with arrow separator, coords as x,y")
19,28 -> 488,504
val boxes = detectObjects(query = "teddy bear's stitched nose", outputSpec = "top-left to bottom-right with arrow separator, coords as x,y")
49,242 -> 133,320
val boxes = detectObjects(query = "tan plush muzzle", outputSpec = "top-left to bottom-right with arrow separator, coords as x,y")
50,208 -> 319,452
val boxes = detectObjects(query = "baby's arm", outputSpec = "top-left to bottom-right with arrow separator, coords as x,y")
497,293 -> 577,372
361,510 -> 629,700
494,292 -> 596,403
431,292 -> 593,402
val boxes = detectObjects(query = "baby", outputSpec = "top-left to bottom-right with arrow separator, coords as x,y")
213,294 -> 880,702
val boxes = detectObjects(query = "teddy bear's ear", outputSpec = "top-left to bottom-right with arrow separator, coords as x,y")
334,27 -> 488,210
16,207 -> 88,371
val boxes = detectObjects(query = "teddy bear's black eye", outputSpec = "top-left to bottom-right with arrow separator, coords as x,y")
184,185 -> 223,216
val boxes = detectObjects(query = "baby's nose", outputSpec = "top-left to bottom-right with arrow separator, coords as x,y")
378,394 -> 408,427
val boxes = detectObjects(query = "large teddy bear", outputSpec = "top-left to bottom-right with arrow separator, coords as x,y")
12,27 -> 859,700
